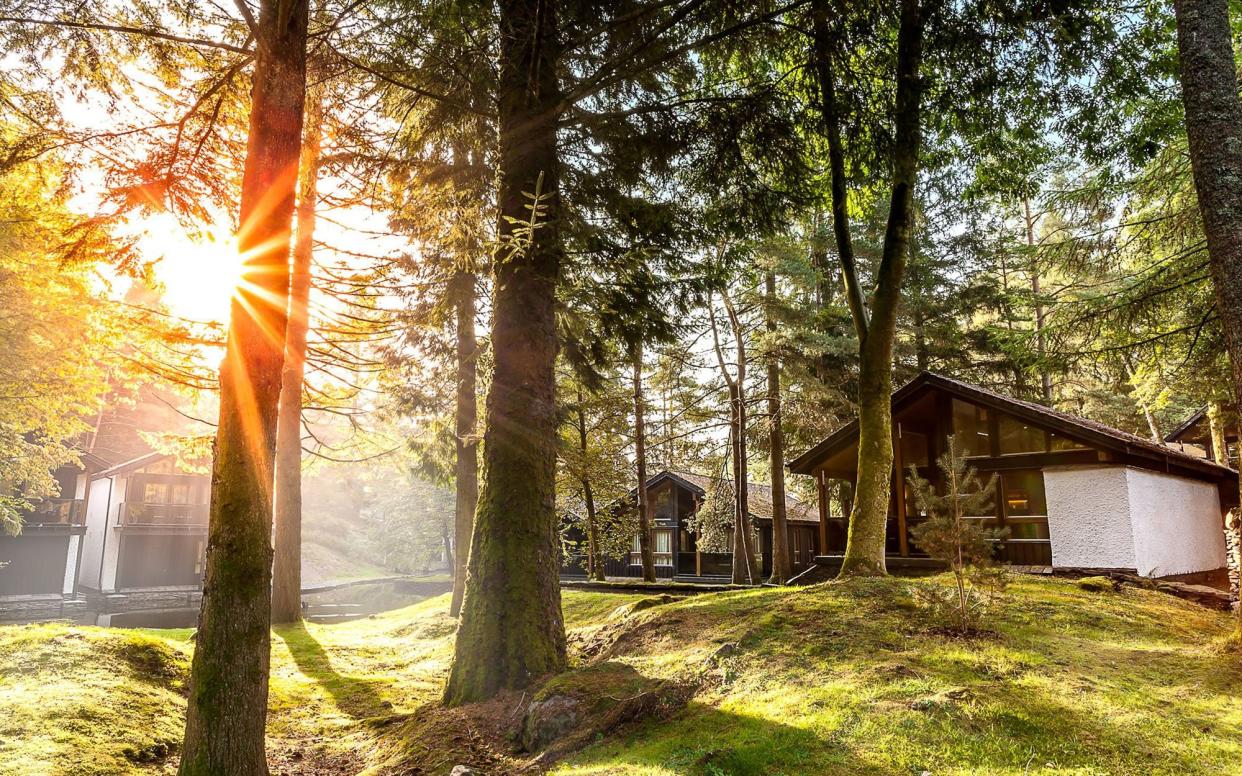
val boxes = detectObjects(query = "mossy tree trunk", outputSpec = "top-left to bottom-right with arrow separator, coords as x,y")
1208,401 -> 1229,466
633,345 -> 656,582
766,272 -> 792,584
811,0 -> 925,578
449,267 -> 479,618
178,1 -> 309,773
443,0 -> 567,705
1174,0 -> 1242,640
271,79 -> 322,626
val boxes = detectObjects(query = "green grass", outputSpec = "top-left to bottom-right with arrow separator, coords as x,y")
1,578 -> 1238,775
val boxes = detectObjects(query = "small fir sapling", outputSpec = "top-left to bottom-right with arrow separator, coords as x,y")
907,434 -> 1008,633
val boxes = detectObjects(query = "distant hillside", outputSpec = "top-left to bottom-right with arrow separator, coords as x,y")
2,576 -> 1239,774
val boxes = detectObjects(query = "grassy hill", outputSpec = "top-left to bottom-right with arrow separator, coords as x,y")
1,575 -> 1239,775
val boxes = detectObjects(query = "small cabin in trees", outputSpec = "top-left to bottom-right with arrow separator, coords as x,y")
564,470 -> 821,581
788,372 -> 1238,581
78,452 -> 211,594
1164,404 -> 1239,464
0,455 -> 106,604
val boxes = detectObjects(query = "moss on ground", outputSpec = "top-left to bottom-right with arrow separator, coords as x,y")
0,626 -> 189,775
1,577 -> 1239,775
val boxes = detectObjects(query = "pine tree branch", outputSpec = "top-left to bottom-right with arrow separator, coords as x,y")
0,16 -> 252,54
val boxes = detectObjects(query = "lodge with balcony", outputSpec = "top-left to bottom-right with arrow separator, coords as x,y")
79,452 -> 211,593
0,459 -> 99,600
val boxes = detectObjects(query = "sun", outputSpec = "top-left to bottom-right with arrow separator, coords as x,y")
135,213 -> 246,325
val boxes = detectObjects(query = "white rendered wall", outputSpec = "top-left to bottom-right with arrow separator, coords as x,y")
78,477 -> 110,590
79,475 -> 123,592
1126,468 -> 1226,577
1044,466 -> 1137,570
62,535 -> 80,596
1044,465 -> 1226,576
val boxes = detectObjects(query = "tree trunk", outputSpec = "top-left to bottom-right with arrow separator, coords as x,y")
813,0 -> 925,578
1123,358 -> 1162,442
271,79 -> 322,626
766,272 -> 792,584
1140,402 -> 1162,443
722,291 -> 756,584
443,0 -> 566,704
574,391 -> 605,581
912,296 -> 929,372
633,345 -> 657,582
1208,400 -> 1229,465
1174,0 -> 1242,640
178,1 -> 308,773
442,518 -> 454,571
449,268 -> 479,618
1023,198 -> 1052,403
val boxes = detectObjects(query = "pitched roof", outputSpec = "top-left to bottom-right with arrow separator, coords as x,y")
1164,406 -> 1209,444
656,470 -> 819,524
788,371 -> 1237,482
92,451 -> 172,479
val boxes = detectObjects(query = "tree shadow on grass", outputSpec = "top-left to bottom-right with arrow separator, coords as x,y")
275,621 -> 393,721
563,701 -> 895,776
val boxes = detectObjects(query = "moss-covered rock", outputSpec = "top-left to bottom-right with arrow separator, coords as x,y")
608,594 -> 678,621
1076,576 -> 1116,593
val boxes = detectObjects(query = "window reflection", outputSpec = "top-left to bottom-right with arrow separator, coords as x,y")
998,413 -> 1046,454
1002,469 -> 1047,516
1049,433 -> 1085,451
952,399 -> 991,456
900,429 -> 930,467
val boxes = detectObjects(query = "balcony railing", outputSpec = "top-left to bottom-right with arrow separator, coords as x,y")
118,502 -> 209,527
21,498 -> 84,527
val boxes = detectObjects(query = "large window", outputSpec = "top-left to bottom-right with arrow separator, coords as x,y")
631,530 -> 675,566
900,429 -> 930,467
654,488 -> 674,521
1001,470 -> 1050,541
952,399 -> 991,456
653,529 -> 673,566
998,413 -> 1046,455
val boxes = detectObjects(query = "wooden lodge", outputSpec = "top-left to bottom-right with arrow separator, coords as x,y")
0,456 -> 106,604
1164,404 -> 1239,463
789,372 -> 1239,580
78,452 -> 211,594
563,470 -> 821,582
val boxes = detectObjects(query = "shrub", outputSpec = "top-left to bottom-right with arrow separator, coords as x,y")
907,434 -> 1008,634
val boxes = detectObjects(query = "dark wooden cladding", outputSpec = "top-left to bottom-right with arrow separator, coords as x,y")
0,534 -> 73,595
560,471 -> 821,581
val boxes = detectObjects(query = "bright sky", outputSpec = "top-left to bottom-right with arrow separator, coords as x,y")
43,52 -> 408,330
125,212 -> 244,324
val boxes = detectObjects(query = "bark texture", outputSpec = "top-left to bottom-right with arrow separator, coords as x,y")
812,0 -> 924,578
766,272 -> 792,584
449,268 -> 479,618
178,1 -> 308,773
271,79 -> 322,625
633,347 -> 656,582
443,0 -> 566,704
1174,0 -> 1242,638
